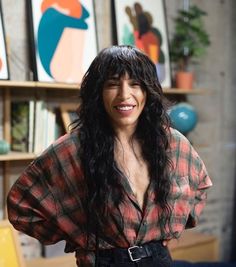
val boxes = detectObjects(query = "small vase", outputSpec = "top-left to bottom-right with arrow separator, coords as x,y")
175,71 -> 194,90
0,139 -> 10,155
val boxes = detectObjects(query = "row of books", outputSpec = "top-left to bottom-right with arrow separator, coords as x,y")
0,100 -> 3,140
11,100 -> 65,154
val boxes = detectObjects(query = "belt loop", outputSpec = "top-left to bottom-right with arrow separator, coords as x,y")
149,240 -> 158,255
143,243 -> 152,257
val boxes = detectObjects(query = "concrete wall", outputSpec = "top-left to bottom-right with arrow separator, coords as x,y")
185,0 -> 236,260
0,0 -> 235,261
168,0 -> 236,260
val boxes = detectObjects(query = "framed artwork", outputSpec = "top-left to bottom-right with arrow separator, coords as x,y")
0,0 -> 9,80
60,103 -> 79,131
27,0 -> 98,83
0,220 -> 26,267
113,0 -> 171,88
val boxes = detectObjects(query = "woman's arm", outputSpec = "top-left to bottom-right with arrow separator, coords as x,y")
7,150 -> 65,245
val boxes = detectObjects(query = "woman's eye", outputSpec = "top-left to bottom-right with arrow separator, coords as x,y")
104,80 -> 120,89
110,82 -> 119,86
130,81 -> 141,87
107,83 -> 119,88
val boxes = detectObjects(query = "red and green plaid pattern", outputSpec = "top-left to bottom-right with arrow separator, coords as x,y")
7,128 -> 212,266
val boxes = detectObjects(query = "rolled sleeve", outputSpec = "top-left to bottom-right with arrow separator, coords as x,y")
186,154 -> 213,228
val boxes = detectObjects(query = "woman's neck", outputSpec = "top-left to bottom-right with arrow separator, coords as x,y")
114,132 -> 142,161
113,126 -> 136,145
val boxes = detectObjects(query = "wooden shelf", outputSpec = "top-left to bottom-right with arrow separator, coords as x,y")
0,80 -> 79,90
163,88 -> 207,94
0,152 -> 36,161
0,80 -> 207,94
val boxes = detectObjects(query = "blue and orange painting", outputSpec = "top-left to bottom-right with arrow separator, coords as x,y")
31,0 -> 97,83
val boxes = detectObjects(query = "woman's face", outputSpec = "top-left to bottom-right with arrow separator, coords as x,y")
102,73 -> 146,132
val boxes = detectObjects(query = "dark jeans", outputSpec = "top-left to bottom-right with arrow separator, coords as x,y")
97,241 -> 172,267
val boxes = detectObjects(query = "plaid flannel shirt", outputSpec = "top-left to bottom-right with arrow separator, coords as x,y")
7,128 -> 212,266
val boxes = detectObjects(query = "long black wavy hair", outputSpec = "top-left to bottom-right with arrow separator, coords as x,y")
73,45 -> 172,236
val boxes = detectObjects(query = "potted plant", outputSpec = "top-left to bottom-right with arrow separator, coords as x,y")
169,5 -> 210,89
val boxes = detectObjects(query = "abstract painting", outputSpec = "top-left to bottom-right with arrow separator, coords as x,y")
28,0 -> 98,83
0,0 -> 9,80
113,0 -> 171,88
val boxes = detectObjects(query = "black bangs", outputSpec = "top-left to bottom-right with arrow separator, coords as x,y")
104,58 -> 142,81
97,45 -> 158,84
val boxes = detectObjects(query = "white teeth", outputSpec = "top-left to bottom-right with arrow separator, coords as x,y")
116,106 -> 133,111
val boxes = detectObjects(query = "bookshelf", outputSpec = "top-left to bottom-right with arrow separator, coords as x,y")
0,81 -> 81,218
0,81 -> 79,145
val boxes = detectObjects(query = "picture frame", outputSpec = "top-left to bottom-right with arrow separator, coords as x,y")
113,0 -> 171,88
27,0 -> 98,83
60,103 -> 79,132
0,220 -> 26,267
0,0 -> 10,80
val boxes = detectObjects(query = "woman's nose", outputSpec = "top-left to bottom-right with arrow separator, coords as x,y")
118,81 -> 130,99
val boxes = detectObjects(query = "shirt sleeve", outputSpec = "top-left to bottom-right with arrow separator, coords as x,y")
186,147 -> 213,228
7,148 -> 65,245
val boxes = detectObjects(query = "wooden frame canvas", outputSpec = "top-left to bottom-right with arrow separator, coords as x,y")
0,220 -> 26,267
28,1 -> 98,83
60,103 -> 79,132
113,0 -> 171,88
0,0 -> 9,80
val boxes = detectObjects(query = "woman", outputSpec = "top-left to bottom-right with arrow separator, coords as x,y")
7,45 -> 212,266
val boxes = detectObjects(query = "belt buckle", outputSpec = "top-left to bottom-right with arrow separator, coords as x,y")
127,245 -> 141,262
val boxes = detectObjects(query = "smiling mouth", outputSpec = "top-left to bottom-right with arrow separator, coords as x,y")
114,105 -> 135,111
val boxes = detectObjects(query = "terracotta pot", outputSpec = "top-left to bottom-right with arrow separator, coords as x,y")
175,71 -> 194,90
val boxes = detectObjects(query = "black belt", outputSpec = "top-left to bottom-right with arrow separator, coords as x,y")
98,240 -> 167,262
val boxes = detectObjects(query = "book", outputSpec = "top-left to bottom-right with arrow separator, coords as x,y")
0,99 -> 3,139
34,100 -> 46,154
11,101 -> 30,152
28,100 -> 35,153
34,101 -> 59,154
44,107 -> 56,148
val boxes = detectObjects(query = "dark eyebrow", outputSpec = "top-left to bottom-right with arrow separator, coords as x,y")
106,75 -> 119,81
104,78 -> 120,87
